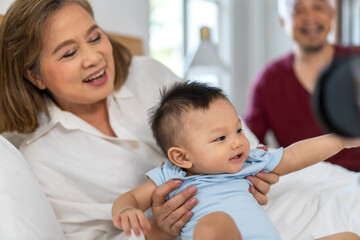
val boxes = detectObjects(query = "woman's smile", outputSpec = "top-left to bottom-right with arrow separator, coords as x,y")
83,67 -> 108,86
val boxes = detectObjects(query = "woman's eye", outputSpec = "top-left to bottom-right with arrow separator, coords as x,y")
237,128 -> 243,134
89,34 -> 101,43
215,136 -> 226,141
61,50 -> 77,59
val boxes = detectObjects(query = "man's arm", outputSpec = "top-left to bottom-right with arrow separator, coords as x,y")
272,134 -> 360,176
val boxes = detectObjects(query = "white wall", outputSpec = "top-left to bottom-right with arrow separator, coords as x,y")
0,0 -> 13,14
0,0 -> 149,54
88,0 -> 149,54
230,0 -> 293,115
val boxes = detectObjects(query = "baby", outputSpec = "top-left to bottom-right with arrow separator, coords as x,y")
112,81 -> 360,240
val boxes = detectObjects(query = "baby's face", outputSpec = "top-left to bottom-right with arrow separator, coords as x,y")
183,98 -> 250,175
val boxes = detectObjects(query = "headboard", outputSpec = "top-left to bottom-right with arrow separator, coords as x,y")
0,14 -> 143,55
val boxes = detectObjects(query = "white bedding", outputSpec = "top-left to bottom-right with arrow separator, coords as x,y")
1,132 -> 359,240
265,161 -> 360,239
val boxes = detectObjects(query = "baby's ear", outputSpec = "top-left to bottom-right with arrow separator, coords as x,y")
168,147 -> 192,169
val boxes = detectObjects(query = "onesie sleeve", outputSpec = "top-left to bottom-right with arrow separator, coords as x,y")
146,165 -> 166,187
146,160 -> 185,186
262,148 -> 283,172
246,148 -> 283,173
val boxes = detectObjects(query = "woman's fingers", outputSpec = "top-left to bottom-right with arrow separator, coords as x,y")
256,171 -> 279,185
151,180 -> 198,237
161,185 -> 197,216
152,180 -> 197,216
166,200 -> 194,234
246,175 -> 270,195
151,179 -> 183,210
256,143 -> 268,151
249,185 -> 268,205
246,171 -> 279,205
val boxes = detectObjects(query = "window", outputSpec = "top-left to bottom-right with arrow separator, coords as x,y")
149,0 -> 184,77
149,0 -> 224,87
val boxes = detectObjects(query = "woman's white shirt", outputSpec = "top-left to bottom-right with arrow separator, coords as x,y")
19,57 -> 178,240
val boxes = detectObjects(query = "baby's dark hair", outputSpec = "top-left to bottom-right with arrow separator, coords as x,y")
149,80 -> 228,156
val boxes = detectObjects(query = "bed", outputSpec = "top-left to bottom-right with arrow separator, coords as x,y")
0,14 -> 359,240
1,128 -> 359,240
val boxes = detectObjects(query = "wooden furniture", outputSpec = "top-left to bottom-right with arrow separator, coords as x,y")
0,14 -> 143,55
107,32 -> 143,55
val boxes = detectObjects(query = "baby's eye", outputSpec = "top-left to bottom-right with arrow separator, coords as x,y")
237,128 -> 242,134
215,136 -> 226,141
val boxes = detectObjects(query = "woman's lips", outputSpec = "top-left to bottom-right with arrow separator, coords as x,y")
83,69 -> 107,86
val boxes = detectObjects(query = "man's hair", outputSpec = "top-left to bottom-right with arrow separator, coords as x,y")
277,0 -> 334,19
149,80 -> 228,156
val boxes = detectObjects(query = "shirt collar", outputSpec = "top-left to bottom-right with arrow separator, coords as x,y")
113,85 -> 134,99
24,86 -> 135,145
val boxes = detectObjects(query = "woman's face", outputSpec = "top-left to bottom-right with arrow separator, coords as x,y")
28,3 -> 115,112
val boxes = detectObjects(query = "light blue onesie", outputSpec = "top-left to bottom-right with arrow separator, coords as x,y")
146,148 -> 283,240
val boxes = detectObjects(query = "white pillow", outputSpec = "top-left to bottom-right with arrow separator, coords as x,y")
0,135 -> 66,240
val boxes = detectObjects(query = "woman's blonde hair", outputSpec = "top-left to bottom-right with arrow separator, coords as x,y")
0,0 -> 132,133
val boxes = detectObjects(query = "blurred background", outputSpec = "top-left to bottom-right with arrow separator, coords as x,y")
0,0 -> 359,115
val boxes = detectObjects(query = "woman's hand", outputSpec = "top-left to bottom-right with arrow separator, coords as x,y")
246,144 -> 279,205
150,179 -> 198,239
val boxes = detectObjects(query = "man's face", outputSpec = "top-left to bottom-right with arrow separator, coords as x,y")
281,0 -> 335,52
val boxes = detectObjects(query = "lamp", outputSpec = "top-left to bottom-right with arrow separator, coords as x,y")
185,26 -> 228,88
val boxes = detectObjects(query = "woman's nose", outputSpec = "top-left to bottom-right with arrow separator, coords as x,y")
82,47 -> 101,68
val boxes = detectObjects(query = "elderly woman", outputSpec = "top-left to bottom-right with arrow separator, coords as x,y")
0,0 -> 276,239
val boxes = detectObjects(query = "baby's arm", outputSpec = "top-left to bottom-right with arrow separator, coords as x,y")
272,134 -> 360,176
112,179 -> 157,237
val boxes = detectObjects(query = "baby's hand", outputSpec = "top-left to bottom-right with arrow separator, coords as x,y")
342,137 -> 360,149
113,208 -> 151,237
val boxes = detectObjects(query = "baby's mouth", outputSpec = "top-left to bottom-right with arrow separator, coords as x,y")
230,153 -> 243,161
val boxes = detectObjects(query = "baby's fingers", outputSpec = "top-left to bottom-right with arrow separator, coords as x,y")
138,213 -> 151,235
128,213 -> 142,237
113,216 -> 122,230
120,215 -> 132,237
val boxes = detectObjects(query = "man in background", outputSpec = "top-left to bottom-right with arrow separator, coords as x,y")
244,0 -> 360,171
